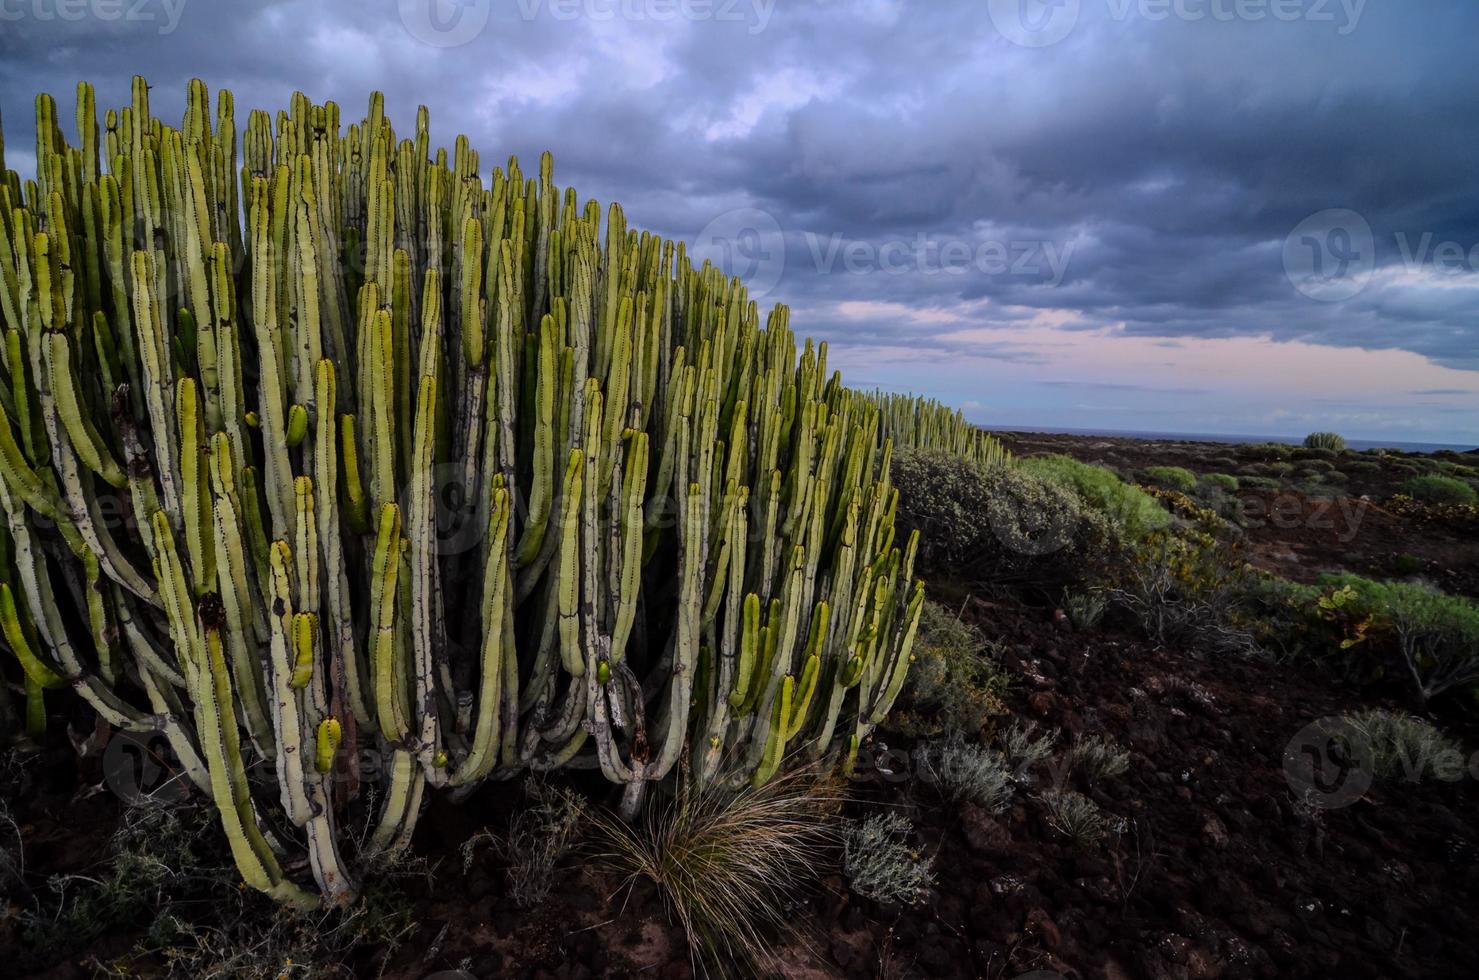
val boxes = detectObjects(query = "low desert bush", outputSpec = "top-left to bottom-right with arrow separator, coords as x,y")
1318,574 -> 1479,701
914,732 -> 1014,812
1438,461 -> 1478,479
1340,709 -> 1464,781
1402,474 -> 1478,506
1240,476 -> 1283,491
892,449 -> 1112,586
1143,466 -> 1197,492
463,782 -> 588,908
1253,442 -> 1296,460
1203,473 -> 1240,491
843,813 -> 934,906
1040,790 -> 1114,847
893,600 -> 1009,736
1301,459 -> 1337,473
999,720 -> 1059,781
1067,735 -> 1132,781
18,796 -> 424,977
588,771 -> 839,970
1062,588 -> 1109,631
1304,432 -> 1348,451
1020,454 -> 1170,540
1108,528 -> 1259,656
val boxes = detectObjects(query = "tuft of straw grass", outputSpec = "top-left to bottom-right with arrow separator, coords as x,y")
586,769 -> 841,973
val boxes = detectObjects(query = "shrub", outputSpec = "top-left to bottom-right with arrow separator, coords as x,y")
1346,460 -> 1383,474
1062,589 -> 1109,631
915,732 -> 1014,812
1393,554 -> 1425,576
1318,574 -> 1479,700
999,720 -> 1059,781
1253,442 -> 1297,460
1302,459 -> 1337,473
1402,474 -> 1478,506
1143,466 -> 1198,492
1298,447 -> 1340,462
463,783 -> 588,908
843,813 -> 934,906
1108,529 -> 1259,655
588,771 -> 839,968
1339,709 -> 1464,781
1020,454 -> 1170,539
1305,432 -> 1348,451
1240,476 -> 1283,491
893,450 -> 1112,585
1203,474 -> 1240,491
1067,735 -> 1131,781
1208,456 -> 1241,470
892,601 -> 1009,736
1040,790 -> 1113,847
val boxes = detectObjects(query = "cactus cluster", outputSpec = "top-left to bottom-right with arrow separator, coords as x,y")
0,78 -> 1002,905
1302,431 -> 1347,452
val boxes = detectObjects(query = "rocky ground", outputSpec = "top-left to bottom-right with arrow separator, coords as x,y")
6,433 -> 1478,979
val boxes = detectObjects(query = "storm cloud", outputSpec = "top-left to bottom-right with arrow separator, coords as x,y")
1,0 -> 1475,442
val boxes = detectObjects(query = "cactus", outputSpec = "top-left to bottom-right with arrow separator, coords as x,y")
0,78 -> 1001,901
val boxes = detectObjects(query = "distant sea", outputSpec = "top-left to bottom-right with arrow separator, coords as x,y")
996,426 -> 1476,455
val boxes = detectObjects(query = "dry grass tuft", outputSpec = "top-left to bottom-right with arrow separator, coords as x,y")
586,768 -> 841,974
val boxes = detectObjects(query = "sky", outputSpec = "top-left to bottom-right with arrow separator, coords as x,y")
1,0 -> 1476,446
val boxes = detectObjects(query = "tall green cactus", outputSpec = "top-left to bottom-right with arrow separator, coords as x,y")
0,78 -> 1004,904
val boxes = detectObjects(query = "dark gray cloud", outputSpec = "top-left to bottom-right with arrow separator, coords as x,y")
1,0 -> 1476,439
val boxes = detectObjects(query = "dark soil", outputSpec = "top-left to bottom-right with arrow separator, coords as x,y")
6,433 -> 1478,979
999,431 -> 1479,599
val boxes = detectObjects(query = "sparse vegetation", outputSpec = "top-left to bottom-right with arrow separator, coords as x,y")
999,720 -> 1060,781
1402,474 -> 1479,506
462,782 -> 588,909
1040,790 -> 1114,847
587,771 -> 839,971
893,449 -> 1112,585
1020,454 -> 1171,539
1067,734 -> 1132,782
915,732 -> 1014,812
1304,432 -> 1348,451
843,812 -> 934,907
1203,473 -> 1240,491
1143,466 -> 1198,492
1339,709 -> 1464,781
1062,589 -> 1109,631
1318,574 -> 1479,700
893,600 -> 1011,736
